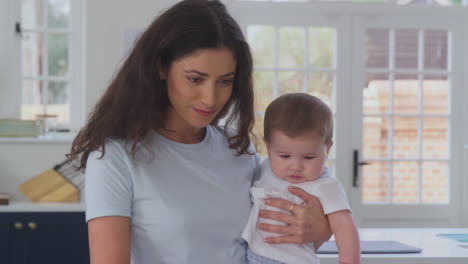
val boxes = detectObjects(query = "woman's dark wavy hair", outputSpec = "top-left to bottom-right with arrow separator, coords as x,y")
67,0 -> 255,171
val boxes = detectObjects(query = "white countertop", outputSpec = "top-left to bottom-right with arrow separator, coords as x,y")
0,201 -> 85,212
319,228 -> 468,264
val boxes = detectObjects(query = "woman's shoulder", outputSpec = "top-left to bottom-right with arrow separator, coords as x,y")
208,125 -> 236,144
87,137 -> 137,164
91,137 -> 126,154
209,124 -> 232,137
210,125 -> 259,154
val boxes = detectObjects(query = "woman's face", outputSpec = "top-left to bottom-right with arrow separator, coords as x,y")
162,47 -> 236,131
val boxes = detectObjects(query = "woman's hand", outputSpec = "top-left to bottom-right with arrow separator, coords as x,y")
258,186 -> 332,246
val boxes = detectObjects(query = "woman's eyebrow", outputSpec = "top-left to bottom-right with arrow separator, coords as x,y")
221,72 -> 235,77
184,69 -> 235,77
184,70 -> 208,76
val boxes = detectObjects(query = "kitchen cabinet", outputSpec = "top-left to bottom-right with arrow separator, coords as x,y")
0,212 -> 89,264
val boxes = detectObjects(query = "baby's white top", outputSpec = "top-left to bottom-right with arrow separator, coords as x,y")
241,158 -> 351,264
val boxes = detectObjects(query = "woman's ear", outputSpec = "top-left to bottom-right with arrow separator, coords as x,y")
159,69 -> 167,80
158,59 -> 167,80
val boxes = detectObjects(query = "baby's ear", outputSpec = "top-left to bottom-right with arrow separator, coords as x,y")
326,140 -> 334,154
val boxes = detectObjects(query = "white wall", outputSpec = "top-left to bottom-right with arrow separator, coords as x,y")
85,0 -> 176,111
0,0 -> 21,118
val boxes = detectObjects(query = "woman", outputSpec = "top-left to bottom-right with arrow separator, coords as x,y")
68,0 -> 331,263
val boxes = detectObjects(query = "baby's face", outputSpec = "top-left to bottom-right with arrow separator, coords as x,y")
266,130 -> 332,184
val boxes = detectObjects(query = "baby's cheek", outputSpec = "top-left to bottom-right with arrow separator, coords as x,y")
309,164 -> 325,179
270,161 -> 285,178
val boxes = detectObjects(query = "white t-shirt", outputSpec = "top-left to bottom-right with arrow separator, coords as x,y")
241,158 -> 351,264
85,125 -> 261,264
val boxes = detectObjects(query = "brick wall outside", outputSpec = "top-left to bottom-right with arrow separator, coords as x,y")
362,79 -> 449,204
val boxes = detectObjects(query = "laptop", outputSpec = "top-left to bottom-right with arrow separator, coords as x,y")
317,240 -> 422,254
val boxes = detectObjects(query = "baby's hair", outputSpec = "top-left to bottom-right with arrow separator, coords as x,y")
264,93 -> 333,145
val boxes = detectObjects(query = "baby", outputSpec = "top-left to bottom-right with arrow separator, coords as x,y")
242,93 -> 360,264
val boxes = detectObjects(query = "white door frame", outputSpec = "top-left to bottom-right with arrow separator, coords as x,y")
463,13 -> 468,228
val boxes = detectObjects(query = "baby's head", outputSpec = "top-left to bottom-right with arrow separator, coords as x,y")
264,93 -> 333,184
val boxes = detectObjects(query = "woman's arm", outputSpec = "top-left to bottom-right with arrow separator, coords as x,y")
328,210 -> 360,264
257,186 -> 332,245
88,216 -> 131,264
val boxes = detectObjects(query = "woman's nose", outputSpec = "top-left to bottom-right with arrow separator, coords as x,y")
200,83 -> 216,107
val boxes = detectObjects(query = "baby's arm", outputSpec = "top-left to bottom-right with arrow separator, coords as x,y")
328,210 -> 360,264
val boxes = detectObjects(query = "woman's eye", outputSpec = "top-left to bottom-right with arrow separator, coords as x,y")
187,77 -> 202,83
221,79 -> 234,85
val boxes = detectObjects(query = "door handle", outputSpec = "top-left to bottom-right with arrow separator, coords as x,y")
15,22 -> 22,37
353,150 -> 370,187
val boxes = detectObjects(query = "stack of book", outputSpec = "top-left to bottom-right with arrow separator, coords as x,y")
0,119 -> 41,137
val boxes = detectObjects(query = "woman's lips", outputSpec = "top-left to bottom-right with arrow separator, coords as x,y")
193,107 -> 216,117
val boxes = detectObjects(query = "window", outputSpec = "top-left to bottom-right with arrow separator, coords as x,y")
21,0 -> 71,123
247,24 -> 338,175
229,0 -> 468,226
362,29 -> 450,204
1,0 -> 84,132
